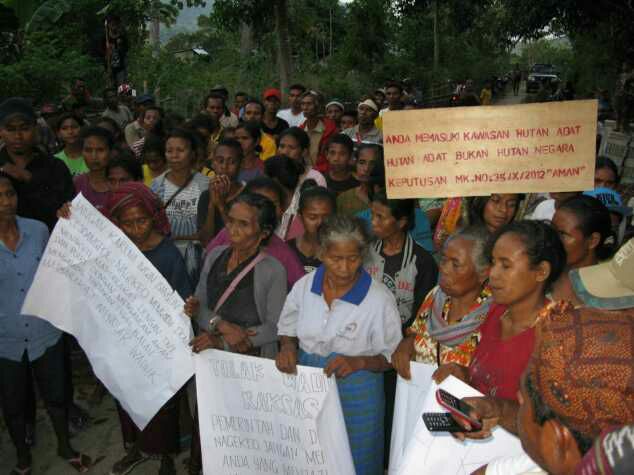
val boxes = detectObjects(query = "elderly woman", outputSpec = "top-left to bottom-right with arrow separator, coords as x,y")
392,226 -> 491,379
276,215 -> 402,475
185,192 -> 288,475
187,192 -> 287,357
60,182 -> 192,475
104,183 -> 192,475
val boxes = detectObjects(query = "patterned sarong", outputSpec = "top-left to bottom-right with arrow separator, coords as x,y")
299,350 -> 384,475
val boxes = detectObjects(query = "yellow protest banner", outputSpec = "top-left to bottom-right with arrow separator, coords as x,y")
383,100 -> 598,199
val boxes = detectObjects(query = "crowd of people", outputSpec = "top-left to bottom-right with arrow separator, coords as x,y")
0,77 -> 633,475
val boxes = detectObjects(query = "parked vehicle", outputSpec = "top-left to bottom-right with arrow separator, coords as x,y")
526,64 -> 560,93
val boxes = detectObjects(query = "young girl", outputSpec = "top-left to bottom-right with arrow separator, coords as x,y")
235,122 -> 265,183
287,182 -> 335,273
74,126 -> 113,210
54,113 -> 88,177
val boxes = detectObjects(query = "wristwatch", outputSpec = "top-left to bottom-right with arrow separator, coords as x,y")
208,315 -> 221,333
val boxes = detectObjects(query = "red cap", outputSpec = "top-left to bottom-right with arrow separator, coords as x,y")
263,88 -> 281,101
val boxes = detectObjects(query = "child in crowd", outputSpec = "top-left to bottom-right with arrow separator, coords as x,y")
340,110 -> 357,131
287,181 -> 336,273
54,113 -> 88,177
337,143 -> 381,216
324,134 -> 358,196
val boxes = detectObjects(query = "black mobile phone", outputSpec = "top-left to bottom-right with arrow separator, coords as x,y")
436,389 -> 482,430
422,412 -> 469,432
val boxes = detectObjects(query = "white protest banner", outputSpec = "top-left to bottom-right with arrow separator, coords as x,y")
195,350 -> 356,475
22,194 -> 194,429
388,362 -> 436,475
397,376 -> 527,475
383,100 -> 597,198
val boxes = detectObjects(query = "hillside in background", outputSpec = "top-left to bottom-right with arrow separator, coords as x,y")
160,4 -> 211,43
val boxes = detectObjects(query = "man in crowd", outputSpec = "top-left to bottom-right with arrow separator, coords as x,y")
0,98 -> 74,231
208,85 -> 239,128
380,80 -> 404,116
243,99 -> 277,160
342,97 -> 382,147
261,88 -> 289,139
231,91 -> 248,118
124,94 -> 154,146
277,83 -> 306,127
125,104 -> 161,148
101,88 -> 133,129
299,90 -> 337,171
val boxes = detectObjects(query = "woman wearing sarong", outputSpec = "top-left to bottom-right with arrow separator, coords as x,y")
392,226 -> 491,377
276,215 -> 402,475
103,183 -> 193,475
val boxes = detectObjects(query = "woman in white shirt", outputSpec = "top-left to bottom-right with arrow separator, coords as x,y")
276,215 -> 402,475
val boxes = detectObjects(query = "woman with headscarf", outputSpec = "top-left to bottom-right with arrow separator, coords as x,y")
103,182 -> 192,475
59,183 -> 192,475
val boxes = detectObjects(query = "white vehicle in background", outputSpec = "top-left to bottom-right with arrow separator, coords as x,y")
526,64 -> 560,93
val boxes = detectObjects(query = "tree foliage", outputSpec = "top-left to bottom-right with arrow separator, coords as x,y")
1,0 -> 631,108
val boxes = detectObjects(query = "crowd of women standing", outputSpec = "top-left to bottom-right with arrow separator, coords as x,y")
1,82 -> 633,475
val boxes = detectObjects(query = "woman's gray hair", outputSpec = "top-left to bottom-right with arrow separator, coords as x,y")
444,225 -> 490,274
318,215 -> 371,256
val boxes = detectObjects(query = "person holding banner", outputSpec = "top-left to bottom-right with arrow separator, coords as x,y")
392,226 -> 491,376
188,191 -> 287,358
187,192 -> 287,475
0,173 -> 94,474
276,215 -> 402,475
59,181 -> 191,475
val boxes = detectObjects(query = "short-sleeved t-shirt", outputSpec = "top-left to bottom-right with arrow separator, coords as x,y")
55,150 -> 89,177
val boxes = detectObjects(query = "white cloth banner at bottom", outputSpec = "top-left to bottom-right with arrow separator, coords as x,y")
397,376 -> 527,475
21,194 -> 194,429
388,362 -> 436,474
194,350 -> 356,475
